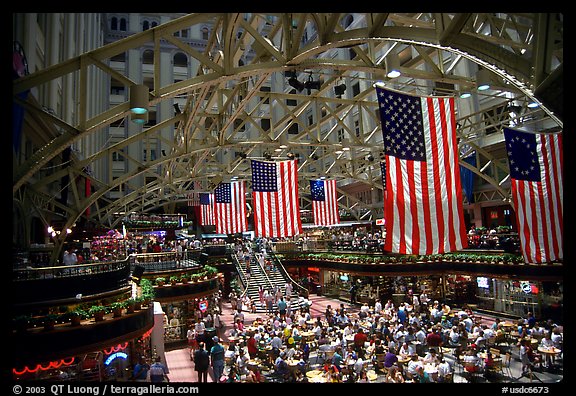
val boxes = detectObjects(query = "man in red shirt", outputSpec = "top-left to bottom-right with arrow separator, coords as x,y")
247,332 -> 259,359
426,326 -> 443,349
353,328 -> 369,358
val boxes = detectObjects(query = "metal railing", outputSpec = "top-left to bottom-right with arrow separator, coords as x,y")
13,258 -> 130,281
267,248 -> 309,298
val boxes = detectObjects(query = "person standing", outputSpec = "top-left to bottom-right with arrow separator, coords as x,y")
210,336 -> 225,383
131,356 -> 149,382
193,342 -> 210,383
149,356 -> 170,383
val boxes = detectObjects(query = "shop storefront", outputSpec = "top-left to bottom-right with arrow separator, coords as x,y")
474,277 -> 562,322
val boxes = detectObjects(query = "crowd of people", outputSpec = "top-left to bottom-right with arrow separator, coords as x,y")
172,289 -> 563,383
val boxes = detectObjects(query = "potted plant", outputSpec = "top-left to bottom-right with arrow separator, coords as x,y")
169,275 -> 179,285
155,277 -> 166,287
110,301 -> 125,318
89,305 -> 108,322
12,314 -> 32,333
125,298 -> 137,313
69,308 -> 88,326
43,313 -> 59,331
180,273 -> 190,283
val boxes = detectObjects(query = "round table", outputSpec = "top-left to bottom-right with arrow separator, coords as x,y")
537,346 -> 561,356
397,355 -> 411,364
306,369 -> 327,383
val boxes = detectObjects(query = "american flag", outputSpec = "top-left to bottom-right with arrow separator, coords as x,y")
376,86 -> 468,254
503,127 -> 563,263
214,181 -> 248,234
310,179 -> 340,226
251,159 -> 302,237
187,181 -> 202,206
199,192 -> 215,226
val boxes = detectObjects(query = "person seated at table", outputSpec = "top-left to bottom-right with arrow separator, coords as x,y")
335,309 -> 350,327
399,342 -> 415,357
437,356 -> 452,383
246,365 -> 265,383
236,347 -> 250,375
325,364 -> 341,383
356,369 -> 371,383
440,315 -> 452,329
285,338 -> 297,360
331,346 -> 344,371
462,348 -> 482,374
344,344 -> 357,362
343,322 -> 355,337
226,365 -> 241,383
272,351 -> 290,381
474,330 -> 487,350
385,364 -> 405,383
539,331 -> 555,367
224,343 -> 236,364
517,319 -> 531,338
423,348 -> 440,365
413,365 -> 431,383
352,355 -> 366,376
551,326 -> 563,349
406,353 -> 423,380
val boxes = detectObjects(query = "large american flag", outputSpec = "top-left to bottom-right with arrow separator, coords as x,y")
214,181 -> 248,234
503,127 -> 563,263
377,86 -> 468,254
251,159 -> 302,238
199,192 -> 215,226
310,179 -> 340,226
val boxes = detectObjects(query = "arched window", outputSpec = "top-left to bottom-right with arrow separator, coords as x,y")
173,52 -> 188,67
119,18 -> 127,31
143,20 -> 150,31
142,49 -> 154,65
201,27 -> 209,40
111,17 -> 118,30
151,21 -> 158,28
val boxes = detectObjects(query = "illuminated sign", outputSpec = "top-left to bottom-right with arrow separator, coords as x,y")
477,277 -> 490,289
104,352 -> 128,366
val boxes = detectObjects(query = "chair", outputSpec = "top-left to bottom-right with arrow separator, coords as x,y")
489,348 -> 501,358
374,353 -> 386,372
462,361 -> 482,382
501,352 -> 513,380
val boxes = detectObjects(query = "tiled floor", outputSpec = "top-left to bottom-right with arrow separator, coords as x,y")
165,294 -> 563,384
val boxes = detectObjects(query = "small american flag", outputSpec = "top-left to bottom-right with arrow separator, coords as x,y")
503,127 -> 563,263
377,86 -> 467,254
251,159 -> 302,238
310,179 -> 340,226
199,192 -> 215,226
214,181 -> 248,234
187,181 -> 202,206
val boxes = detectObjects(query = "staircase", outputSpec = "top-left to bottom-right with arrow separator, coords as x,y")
233,246 -> 308,314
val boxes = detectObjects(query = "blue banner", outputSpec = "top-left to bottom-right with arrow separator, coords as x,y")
460,154 -> 476,203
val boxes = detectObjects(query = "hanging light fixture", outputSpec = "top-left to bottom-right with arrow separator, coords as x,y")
476,68 -> 493,91
129,84 -> 149,115
334,81 -> 347,98
131,111 -> 148,125
385,53 -> 401,78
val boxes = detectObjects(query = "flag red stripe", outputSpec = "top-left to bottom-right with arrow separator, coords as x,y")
545,135 -> 562,260
381,91 -> 467,255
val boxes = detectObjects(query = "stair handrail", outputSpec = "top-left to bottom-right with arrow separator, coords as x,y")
267,247 -> 309,298
253,251 -> 275,292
